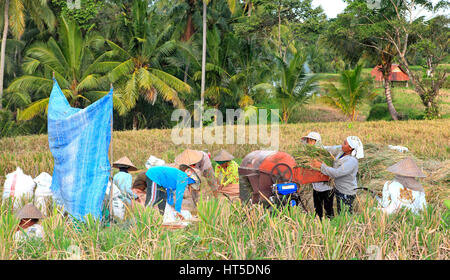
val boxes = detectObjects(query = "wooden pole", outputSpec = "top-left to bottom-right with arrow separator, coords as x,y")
108,83 -> 114,222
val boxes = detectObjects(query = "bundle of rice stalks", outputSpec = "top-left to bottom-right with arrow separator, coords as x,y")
358,143 -> 419,191
293,144 -> 334,171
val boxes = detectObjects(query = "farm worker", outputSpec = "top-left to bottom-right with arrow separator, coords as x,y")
213,150 -> 240,198
312,136 -> 364,214
14,204 -> 44,240
131,172 -> 149,206
131,156 -> 167,206
132,166 -> 199,219
175,149 -> 219,195
302,132 -> 334,219
112,156 -> 139,204
376,157 -> 427,215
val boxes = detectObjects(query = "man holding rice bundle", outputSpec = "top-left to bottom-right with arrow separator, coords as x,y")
301,132 -> 334,219
312,136 -> 364,214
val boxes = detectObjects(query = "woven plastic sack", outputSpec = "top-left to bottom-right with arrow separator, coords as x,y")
2,167 -> 36,207
162,202 -> 192,224
48,80 -> 112,221
145,155 -> 166,169
34,172 -> 53,215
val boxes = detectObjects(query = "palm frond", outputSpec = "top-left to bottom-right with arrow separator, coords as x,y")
108,59 -> 135,83
150,68 -> 191,93
6,76 -> 53,94
76,74 -> 101,92
18,97 -> 49,121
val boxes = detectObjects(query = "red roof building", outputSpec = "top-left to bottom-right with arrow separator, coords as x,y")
370,64 -> 410,82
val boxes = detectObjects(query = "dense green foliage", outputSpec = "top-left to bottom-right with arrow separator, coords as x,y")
0,0 -> 448,137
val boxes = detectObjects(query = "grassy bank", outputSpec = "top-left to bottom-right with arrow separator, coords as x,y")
1,195 -> 448,260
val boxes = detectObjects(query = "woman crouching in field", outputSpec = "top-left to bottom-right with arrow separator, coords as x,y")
311,136 -> 364,214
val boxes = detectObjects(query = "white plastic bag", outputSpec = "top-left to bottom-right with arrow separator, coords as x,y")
162,202 -> 192,224
2,167 -> 36,206
388,145 -> 409,153
111,198 -> 125,220
105,181 -> 121,199
34,172 -> 53,215
105,182 -> 126,220
145,155 -> 166,169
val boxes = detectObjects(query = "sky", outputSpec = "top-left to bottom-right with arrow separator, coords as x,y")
311,0 -> 448,19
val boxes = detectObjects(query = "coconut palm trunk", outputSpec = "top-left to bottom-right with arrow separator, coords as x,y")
383,76 -> 398,120
200,0 -> 207,128
380,61 -> 399,121
0,0 -> 10,110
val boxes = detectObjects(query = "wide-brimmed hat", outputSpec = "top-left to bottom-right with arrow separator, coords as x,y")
301,132 -> 322,143
16,204 -> 44,220
213,150 -> 234,162
179,164 -> 201,190
113,156 -> 138,171
175,149 -> 203,166
387,157 -> 426,178
394,175 -> 424,192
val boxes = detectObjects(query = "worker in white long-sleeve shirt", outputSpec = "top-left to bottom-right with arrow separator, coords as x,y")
301,132 -> 334,219
376,157 -> 427,215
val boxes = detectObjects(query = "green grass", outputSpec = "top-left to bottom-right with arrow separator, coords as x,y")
1,194 -> 448,260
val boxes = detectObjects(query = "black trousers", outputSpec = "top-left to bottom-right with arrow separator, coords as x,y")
335,190 -> 356,214
313,189 -> 334,219
145,178 -> 167,214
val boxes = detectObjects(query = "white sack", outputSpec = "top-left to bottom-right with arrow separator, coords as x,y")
145,155 -> 166,169
388,145 -> 409,153
34,172 -> 53,215
2,167 -> 36,206
162,202 -> 192,225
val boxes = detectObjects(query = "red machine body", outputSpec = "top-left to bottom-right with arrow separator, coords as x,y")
238,150 -> 330,205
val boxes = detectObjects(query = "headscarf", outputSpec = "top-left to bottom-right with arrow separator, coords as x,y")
346,136 -> 364,159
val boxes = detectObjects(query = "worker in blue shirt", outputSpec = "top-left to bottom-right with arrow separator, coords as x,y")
112,156 -> 138,204
144,166 -> 199,217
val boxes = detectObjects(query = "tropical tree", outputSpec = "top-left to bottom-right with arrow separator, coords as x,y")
378,0 -> 449,119
325,0 -> 401,120
103,0 -> 191,129
257,47 -> 318,124
6,17 -> 108,121
322,64 -> 375,121
0,0 -> 55,109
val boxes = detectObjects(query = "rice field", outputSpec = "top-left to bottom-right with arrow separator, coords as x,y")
0,119 -> 449,259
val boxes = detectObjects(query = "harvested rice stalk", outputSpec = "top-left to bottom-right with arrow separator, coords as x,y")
293,144 -> 334,171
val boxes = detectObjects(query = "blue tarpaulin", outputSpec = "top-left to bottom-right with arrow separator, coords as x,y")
48,80 -> 112,221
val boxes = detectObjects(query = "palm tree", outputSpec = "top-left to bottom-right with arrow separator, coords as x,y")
6,17 -> 108,121
199,0 -> 238,127
322,64 -> 375,121
0,0 -> 55,109
273,49 -> 318,124
103,0 -> 191,129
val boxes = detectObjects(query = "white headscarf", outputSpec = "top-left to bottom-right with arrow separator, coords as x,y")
346,136 -> 364,159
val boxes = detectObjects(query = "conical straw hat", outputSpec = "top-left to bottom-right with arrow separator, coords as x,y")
386,157 -> 426,178
16,204 -> 44,220
113,156 -> 137,171
175,149 -> 203,166
395,176 -> 424,192
213,149 -> 234,162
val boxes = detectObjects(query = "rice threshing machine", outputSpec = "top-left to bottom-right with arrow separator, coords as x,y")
238,150 -> 330,212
